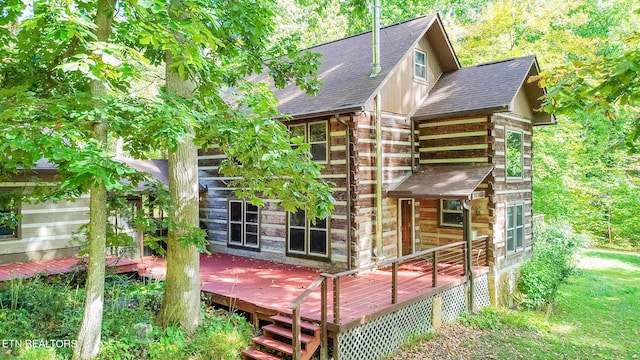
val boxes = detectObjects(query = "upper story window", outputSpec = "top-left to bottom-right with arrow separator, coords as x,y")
0,191 -> 21,240
506,204 -> 524,254
506,130 -> 524,179
414,49 -> 427,81
439,199 -> 462,228
289,121 -> 328,163
228,200 -> 260,249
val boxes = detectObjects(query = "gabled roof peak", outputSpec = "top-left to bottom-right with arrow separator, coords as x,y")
249,14 -> 459,119
412,55 -> 554,123
474,55 -> 536,67
305,14 -> 437,51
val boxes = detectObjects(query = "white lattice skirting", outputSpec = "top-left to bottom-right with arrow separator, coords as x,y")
336,273 -> 490,360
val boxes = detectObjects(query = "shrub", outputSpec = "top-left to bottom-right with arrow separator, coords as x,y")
516,220 -> 584,309
0,274 -> 253,359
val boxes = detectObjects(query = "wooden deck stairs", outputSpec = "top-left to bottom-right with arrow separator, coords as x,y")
241,314 -> 321,360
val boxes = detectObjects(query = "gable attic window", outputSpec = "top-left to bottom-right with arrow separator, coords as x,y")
289,121 -> 328,163
414,49 -> 427,81
506,130 -> 524,179
439,199 -> 463,227
0,190 -> 21,240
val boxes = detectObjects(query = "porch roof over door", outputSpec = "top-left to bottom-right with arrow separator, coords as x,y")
388,165 -> 493,199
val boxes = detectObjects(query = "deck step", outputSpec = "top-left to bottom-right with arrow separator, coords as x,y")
270,315 -> 321,332
253,335 -> 307,356
241,348 -> 282,360
262,324 -> 315,343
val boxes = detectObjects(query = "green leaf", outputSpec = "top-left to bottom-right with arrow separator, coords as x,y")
138,0 -> 154,9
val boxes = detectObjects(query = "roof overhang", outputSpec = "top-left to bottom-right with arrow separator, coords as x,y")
388,165 -> 493,199
532,112 -> 556,126
120,159 -> 208,193
280,105 -> 365,121
525,59 -> 556,126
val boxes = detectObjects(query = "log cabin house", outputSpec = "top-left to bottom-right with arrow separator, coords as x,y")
198,13 -> 555,308
0,12 -> 555,360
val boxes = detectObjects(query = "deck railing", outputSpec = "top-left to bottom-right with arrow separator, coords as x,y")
288,236 -> 489,360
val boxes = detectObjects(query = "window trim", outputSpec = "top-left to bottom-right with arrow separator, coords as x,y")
506,203 -> 525,254
413,48 -> 427,82
505,129 -> 524,180
439,199 -> 463,228
0,190 -> 21,240
287,209 -> 330,259
228,200 -> 260,249
289,121 -> 329,164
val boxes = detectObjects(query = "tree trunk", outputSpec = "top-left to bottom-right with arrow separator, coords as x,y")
156,48 -> 202,332
73,0 -> 114,358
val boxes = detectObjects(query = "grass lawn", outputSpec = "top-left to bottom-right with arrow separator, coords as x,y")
390,249 -> 640,359
491,249 -> 640,359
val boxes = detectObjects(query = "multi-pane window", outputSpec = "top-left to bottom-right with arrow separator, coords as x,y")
506,130 -> 524,178
289,121 -> 328,163
0,191 -> 20,239
288,209 -> 328,258
506,204 -> 524,253
228,200 -> 259,248
414,49 -> 427,81
439,199 -> 463,227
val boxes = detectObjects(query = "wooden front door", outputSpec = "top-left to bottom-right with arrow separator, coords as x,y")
399,199 -> 414,256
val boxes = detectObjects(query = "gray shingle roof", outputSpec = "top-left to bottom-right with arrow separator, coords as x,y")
252,14 -> 456,118
388,165 -> 494,199
412,55 -> 540,120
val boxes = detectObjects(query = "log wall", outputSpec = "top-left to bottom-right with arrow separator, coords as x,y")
348,111 -> 419,268
488,113 -> 534,270
198,116 -> 350,271
416,112 -> 535,305
416,115 -> 493,251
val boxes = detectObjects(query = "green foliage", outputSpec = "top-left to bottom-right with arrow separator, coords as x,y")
459,307 -> 503,330
0,275 -> 252,359
533,111 -> 640,248
1,0 -> 335,232
496,250 -> 639,359
516,221 -> 583,309
540,31 -> 640,150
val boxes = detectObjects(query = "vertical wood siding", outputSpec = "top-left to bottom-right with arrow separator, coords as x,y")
380,36 -> 442,115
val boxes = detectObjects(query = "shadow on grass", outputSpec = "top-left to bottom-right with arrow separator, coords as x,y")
582,249 -> 640,269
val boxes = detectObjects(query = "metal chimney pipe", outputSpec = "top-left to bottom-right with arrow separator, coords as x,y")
370,0 -> 381,77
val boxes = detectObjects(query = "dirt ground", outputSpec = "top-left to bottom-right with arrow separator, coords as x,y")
387,322 -> 495,360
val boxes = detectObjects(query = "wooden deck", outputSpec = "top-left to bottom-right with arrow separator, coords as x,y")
0,256 -> 141,282
0,247 -> 487,333
141,252 -> 487,331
